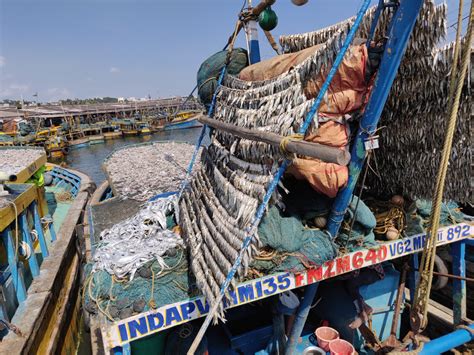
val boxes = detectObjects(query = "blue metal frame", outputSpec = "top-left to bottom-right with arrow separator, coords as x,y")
327,0 -> 425,238
19,212 -> 40,277
451,241 -> 466,325
30,202 -> 49,258
1,228 -> 27,302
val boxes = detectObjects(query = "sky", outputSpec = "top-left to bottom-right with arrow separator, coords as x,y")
0,0 -> 469,102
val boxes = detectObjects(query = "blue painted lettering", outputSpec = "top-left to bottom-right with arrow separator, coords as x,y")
238,284 -> 255,303
263,277 -> 277,295
118,324 -> 128,342
147,312 -> 164,331
255,280 -> 263,297
128,317 -> 148,339
166,307 -> 182,326
180,302 -> 196,320
413,236 -> 421,251
195,299 -> 209,315
277,273 -> 291,290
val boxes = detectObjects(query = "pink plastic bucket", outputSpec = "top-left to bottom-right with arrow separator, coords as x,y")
315,326 -> 339,352
329,339 -> 355,355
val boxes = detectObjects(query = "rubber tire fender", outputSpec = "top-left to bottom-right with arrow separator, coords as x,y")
431,254 -> 449,290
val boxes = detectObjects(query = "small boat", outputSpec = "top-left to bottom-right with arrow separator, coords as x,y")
0,147 -> 95,353
137,122 -> 152,135
163,115 -> 202,131
83,126 -> 105,144
119,120 -> 138,136
66,129 -> 89,150
0,132 -> 15,146
45,136 -> 68,159
102,124 -> 122,140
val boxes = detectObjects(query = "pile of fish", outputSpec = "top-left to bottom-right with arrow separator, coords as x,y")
0,148 -> 45,176
178,0 -> 463,321
103,142 -> 201,201
92,195 -> 183,280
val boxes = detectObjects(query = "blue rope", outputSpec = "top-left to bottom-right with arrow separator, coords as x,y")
218,0 -> 372,295
178,66 -> 227,196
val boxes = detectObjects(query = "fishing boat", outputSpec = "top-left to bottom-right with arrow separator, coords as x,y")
83,126 -> 105,145
163,115 -> 202,131
0,147 -> 95,354
119,120 -> 139,136
0,132 -> 15,147
102,123 -> 122,140
82,1 -> 473,354
138,122 -> 152,135
66,129 -> 90,150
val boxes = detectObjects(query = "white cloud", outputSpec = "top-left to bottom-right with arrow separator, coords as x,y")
0,56 -> 5,68
109,66 -> 120,73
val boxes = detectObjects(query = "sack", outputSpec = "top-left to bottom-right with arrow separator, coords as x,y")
287,121 -> 349,198
197,48 -> 248,108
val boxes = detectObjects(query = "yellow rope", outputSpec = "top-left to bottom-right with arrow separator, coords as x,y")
374,207 -> 405,236
411,0 -> 472,333
279,133 -> 304,158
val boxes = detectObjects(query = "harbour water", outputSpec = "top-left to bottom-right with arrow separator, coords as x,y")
64,128 -> 202,184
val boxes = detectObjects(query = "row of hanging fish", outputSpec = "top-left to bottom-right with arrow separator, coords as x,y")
368,39 -> 471,202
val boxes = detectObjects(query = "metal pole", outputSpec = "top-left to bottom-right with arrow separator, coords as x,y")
246,0 -> 261,64
326,0 -> 425,238
285,283 -> 319,355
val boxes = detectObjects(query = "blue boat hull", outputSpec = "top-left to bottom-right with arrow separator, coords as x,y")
163,118 -> 202,131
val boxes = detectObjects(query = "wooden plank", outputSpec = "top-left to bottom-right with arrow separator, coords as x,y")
14,152 -> 47,183
198,115 -> 351,165
0,184 -> 37,230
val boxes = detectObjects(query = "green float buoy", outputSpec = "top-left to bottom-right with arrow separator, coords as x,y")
258,6 -> 278,31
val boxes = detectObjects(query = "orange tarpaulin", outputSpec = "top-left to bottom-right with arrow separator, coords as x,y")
240,43 -> 371,197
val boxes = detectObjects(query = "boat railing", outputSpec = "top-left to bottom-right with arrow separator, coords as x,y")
0,166 -> 82,326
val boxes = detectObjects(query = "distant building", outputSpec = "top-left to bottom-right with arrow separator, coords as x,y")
118,97 -> 125,103
127,97 -> 137,102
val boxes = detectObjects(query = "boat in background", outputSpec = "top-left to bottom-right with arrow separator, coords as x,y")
83,126 -> 105,144
0,147 -> 95,354
137,121 -> 152,135
102,123 -> 122,140
119,119 -> 139,136
66,129 -> 89,150
163,111 -> 203,131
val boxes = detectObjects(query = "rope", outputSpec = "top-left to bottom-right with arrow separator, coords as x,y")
279,133 -> 304,158
188,2 -> 373,353
264,30 -> 281,54
411,0 -> 472,333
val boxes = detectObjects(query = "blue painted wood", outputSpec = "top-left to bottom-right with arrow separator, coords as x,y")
1,228 -> 27,302
19,212 -> 40,277
30,202 -> 49,258
46,215 -> 57,242
408,253 -> 419,305
451,241 -> 466,325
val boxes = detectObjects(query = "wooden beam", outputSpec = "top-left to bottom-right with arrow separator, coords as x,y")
197,115 -> 350,165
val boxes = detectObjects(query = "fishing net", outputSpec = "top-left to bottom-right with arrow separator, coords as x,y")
84,250 -> 198,321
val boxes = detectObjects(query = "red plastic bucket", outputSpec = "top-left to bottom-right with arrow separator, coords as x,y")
329,339 -> 355,355
315,326 -> 339,352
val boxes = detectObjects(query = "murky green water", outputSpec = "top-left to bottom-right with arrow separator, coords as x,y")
64,128 -> 203,184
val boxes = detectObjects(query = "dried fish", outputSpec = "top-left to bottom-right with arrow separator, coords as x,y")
0,148 -> 45,176
104,142 -> 201,201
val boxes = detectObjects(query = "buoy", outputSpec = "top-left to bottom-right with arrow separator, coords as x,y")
314,216 -> 327,228
386,226 -> 399,240
390,195 -> 405,206
292,0 -> 309,5
258,6 -> 278,31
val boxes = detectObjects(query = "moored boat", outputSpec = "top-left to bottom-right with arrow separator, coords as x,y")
119,120 -> 139,136
102,124 -> 122,140
83,126 -> 105,144
0,147 -> 95,354
163,116 -> 202,131
66,129 -> 90,150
